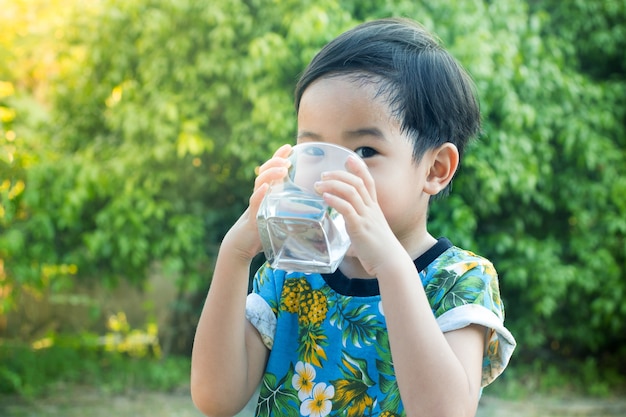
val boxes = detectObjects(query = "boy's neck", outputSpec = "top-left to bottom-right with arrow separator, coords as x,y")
406,233 -> 439,260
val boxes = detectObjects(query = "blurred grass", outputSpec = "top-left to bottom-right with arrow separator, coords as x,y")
1,336 -> 625,417
0,339 -> 190,398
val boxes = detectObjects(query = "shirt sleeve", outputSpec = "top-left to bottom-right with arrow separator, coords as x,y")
427,254 -> 516,387
245,263 -> 280,350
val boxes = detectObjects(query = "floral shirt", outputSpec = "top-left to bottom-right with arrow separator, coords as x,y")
245,238 -> 516,417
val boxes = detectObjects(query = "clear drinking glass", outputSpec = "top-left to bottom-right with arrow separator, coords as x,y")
257,142 -> 359,273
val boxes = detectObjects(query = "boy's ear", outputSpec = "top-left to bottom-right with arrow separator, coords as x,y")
423,142 -> 459,195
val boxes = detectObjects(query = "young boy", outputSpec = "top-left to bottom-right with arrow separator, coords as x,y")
191,18 -> 516,417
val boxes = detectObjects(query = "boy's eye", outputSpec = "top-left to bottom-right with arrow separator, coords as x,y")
354,147 -> 378,158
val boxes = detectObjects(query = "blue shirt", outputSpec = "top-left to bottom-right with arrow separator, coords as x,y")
245,238 -> 516,417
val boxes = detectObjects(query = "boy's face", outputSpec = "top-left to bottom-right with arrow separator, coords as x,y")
296,75 -> 433,248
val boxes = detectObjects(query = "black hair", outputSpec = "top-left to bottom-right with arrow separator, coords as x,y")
295,18 -> 481,195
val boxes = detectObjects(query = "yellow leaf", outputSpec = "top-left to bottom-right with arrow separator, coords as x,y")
0,81 -> 14,99
0,106 -> 16,123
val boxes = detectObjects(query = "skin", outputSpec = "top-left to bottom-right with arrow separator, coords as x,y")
191,75 -> 486,417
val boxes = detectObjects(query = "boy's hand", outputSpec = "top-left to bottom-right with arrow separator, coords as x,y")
223,144 -> 292,262
314,155 -> 403,276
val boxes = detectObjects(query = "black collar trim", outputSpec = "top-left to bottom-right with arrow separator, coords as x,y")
321,238 -> 453,297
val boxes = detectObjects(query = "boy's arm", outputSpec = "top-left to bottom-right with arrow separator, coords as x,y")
190,233 -> 269,416
375,252 -> 485,417
190,145 -> 291,416
317,154 -> 484,417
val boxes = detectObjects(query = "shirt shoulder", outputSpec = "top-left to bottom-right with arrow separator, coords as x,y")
423,246 -> 502,319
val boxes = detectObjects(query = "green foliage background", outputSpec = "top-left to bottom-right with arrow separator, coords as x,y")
1,0 -> 625,388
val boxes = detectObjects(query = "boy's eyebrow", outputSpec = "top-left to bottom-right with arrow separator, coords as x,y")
344,127 -> 386,140
297,127 -> 387,141
296,131 -> 323,140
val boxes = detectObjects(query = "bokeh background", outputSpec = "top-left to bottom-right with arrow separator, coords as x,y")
1,0 -> 624,408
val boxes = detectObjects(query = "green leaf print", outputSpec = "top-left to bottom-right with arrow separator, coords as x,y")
424,269 -> 459,305
331,352 -> 376,417
331,378 -> 375,417
257,264 -> 270,287
256,366 -> 299,417
330,296 -> 378,348
341,352 -> 375,386
297,325 -> 328,368
439,275 -> 487,313
489,276 -> 503,313
375,330 -> 402,413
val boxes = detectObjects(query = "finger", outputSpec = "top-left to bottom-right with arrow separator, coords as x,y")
317,170 -> 374,208
256,145 -> 292,176
254,165 -> 288,192
345,155 -> 377,200
273,143 -> 292,158
253,144 -> 293,191
313,181 -> 367,226
249,182 -> 269,212
256,157 -> 289,176
319,188 -> 360,218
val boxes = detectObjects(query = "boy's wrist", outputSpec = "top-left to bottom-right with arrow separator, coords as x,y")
370,242 -> 415,280
221,226 -> 261,265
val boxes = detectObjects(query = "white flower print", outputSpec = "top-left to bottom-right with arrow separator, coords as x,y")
292,361 -> 316,401
300,382 -> 335,417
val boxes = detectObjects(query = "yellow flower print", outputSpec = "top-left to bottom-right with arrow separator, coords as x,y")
483,261 -> 497,278
300,382 -> 335,417
292,361 -> 316,401
446,260 -> 479,276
